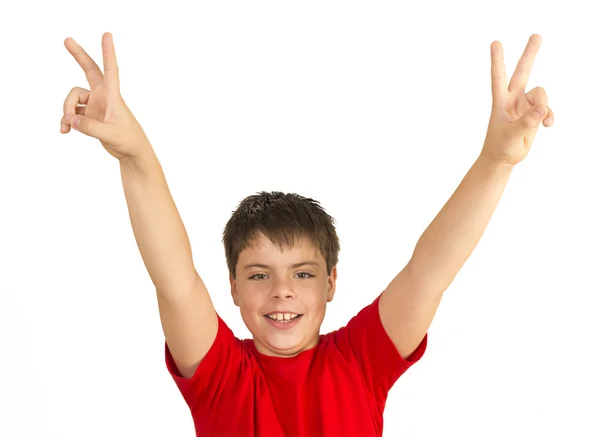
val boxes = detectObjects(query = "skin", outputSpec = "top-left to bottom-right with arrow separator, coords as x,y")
379,34 -> 554,359
230,233 -> 337,357
61,34 -> 220,379
61,32 -> 553,377
61,33 -> 150,160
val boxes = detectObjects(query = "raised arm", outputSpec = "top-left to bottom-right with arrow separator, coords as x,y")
61,32 -> 217,378
379,34 -> 554,359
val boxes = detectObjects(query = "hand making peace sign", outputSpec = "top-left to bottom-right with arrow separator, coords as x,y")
60,32 -> 151,161
481,34 -> 554,166
61,33 -> 552,165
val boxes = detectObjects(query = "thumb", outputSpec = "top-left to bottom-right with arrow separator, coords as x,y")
517,105 -> 547,131
69,115 -> 118,143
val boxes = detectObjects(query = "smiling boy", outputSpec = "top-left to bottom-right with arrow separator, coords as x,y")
60,33 -> 553,436
162,191 -> 427,435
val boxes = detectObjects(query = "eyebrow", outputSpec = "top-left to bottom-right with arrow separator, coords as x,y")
243,261 -> 320,270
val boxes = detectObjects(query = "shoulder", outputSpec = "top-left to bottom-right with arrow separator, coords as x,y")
165,315 -> 258,401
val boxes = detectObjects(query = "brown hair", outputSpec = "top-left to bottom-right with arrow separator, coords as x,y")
222,191 -> 340,279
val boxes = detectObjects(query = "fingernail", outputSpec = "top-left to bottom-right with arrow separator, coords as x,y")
535,106 -> 546,117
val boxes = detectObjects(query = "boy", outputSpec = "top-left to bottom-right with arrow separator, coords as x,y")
60,32 -> 553,436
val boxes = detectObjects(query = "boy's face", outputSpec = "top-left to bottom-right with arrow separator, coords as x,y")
230,232 -> 336,357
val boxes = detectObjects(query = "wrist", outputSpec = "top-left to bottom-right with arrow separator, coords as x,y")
119,143 -> 157,171
476,150 -> 516,174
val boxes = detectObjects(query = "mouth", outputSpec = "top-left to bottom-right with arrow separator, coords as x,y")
263,312 -> 303,324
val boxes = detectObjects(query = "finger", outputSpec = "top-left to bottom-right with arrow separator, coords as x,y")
491,41 -> 508,104
508,34 -> 542,93
68,114 -> 120,144
518,104 -> 547,131
525,86 -> 548,106
63,87 -> 90,115
60,107 -> 86,134
543,106 -> 554,127
64,37 -> 104,89
61,87 -> 90,133
102,32 -> 120,94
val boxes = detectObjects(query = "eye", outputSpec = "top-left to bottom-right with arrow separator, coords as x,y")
296,272 -> 314,279
249,273 -> 268,280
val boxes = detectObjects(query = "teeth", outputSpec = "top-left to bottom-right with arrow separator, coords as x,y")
267,313 -> 299,322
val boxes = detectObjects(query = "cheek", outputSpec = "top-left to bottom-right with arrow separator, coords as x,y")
237,295 -> 265,328
303,286 -> 328,310
238,287 -> 267,312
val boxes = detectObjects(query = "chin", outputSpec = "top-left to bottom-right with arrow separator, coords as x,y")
264,334 -> 307,356
243,311 -> 322,357
257,321 -> 317,357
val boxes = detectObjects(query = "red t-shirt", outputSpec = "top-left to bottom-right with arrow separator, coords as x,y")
165,294 -> 427,436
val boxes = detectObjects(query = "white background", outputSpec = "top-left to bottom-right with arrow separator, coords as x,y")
1,1 -> 599,436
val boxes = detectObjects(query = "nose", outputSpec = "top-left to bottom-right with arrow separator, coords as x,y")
269,278 -> 296,300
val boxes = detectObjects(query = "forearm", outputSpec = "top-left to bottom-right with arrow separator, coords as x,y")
119,145 -> 196,294
408,154 -> 514,292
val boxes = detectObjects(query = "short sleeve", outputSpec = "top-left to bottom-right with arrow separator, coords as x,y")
340,293 -> 427,398
165,314 -> 245,414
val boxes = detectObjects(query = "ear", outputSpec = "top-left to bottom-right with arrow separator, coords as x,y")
326,265 -> 337,302
230,273 -> 240,307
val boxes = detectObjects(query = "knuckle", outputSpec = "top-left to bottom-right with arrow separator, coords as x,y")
530,86 -> 546,97
64,87 -> 90,113
69,86 -> 88,96
536,86 -> 547,97
527,86 -> 548,105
